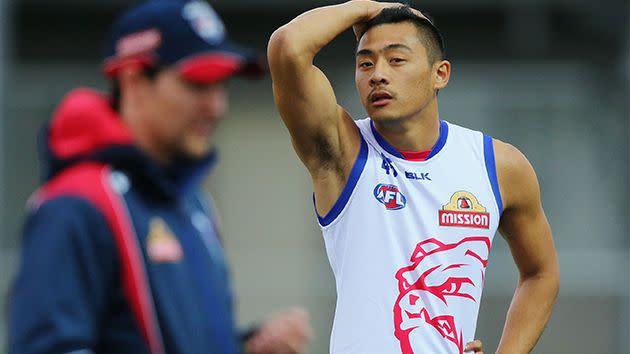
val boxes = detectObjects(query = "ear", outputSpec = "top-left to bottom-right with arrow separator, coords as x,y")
117,65 -> 149,119
117,65 -> 145,91
433,60 -> 451,90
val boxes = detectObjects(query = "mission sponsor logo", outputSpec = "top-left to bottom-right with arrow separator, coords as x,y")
439,191 -> 490,229
374,184 -> 407,210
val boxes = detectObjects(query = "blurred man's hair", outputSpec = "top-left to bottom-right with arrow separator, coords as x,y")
361,6 -> 445,64
109,66 -> 161,112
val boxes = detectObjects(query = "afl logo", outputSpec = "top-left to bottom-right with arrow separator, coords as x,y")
374,184 -> 407,210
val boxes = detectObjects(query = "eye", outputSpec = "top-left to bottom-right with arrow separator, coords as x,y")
358,61 -> 373,69
390,58 -> 406,64
182,79 -> 227,93
443,281 -> 461,294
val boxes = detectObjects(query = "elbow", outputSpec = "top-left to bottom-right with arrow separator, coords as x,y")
547,257 -> 561,297
544,266 -> 560,300
520,262 -> 561,298
267,25 -> 309,70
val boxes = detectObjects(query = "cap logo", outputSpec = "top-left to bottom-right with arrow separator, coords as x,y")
116,28 -> 161,57
182,0 -> 225,45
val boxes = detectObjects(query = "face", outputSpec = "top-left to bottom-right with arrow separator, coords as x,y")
135,68 -> 228,161
355,22 -> 449,122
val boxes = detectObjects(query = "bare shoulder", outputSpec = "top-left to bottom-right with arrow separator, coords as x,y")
492,138 -> 541,211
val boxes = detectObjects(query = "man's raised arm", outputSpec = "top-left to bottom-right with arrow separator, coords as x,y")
267,1 -> 396,214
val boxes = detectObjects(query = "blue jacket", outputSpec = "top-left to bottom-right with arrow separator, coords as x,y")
9,89 -> 245,354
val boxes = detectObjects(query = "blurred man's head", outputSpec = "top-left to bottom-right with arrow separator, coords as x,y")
103,0 -> 264,163
355,6 -> 450,123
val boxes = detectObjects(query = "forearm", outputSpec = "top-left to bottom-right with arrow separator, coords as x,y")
269,1 -> 374,62
496,271 -> 559,353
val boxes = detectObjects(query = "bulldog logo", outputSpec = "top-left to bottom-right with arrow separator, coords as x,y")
393,236 -> 491,354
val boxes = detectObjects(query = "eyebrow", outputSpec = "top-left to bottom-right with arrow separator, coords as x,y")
356,43 -> 413,57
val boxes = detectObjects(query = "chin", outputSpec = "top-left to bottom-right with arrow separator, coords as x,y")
181,142 -> 213,160
368,111 -> 400,122
365,105 -> 398,120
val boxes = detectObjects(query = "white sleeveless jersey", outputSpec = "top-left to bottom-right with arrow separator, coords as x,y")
317,118 -> 503,354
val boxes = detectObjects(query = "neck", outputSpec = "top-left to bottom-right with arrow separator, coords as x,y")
373,101 -> 441,152
121,108 -> 172,166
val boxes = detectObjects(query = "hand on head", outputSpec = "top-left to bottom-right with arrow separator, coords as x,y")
351,1 -> 429,41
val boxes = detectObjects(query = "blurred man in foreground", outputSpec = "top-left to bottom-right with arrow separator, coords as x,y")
9,1 -> 311,353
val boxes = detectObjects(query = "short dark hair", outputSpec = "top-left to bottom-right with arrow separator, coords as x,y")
109,66 -> 162,112
361,6 -> 445,64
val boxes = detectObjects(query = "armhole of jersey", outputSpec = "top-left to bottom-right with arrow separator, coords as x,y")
483,135 -> 504,216
315,134 -> 368,227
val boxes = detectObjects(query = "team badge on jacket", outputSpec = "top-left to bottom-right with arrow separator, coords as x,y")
374,184 -> 407,210
439,191 -> 490,229
147,217 -> 184,263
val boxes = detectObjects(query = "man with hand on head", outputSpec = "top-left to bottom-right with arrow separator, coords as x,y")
268,1 -> 559,353
9,1 -> 311,353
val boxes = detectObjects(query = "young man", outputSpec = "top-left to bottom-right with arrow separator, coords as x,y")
267,1 -> 559,353
9,1 -> 311,353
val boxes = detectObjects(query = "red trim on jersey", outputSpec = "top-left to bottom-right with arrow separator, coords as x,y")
33,163 -> 165,354
399,149 -> 431,161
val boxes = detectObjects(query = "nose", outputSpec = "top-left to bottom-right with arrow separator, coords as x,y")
369,61 -> 389,86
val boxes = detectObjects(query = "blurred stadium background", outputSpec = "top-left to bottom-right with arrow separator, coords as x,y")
0,0 -> 628,353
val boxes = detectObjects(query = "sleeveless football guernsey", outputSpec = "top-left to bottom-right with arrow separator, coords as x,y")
317,118 -> 503,354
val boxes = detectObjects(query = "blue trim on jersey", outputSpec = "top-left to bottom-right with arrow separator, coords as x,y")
483,135 -> 503,215
427,121 -> 449,159
316,135 -> 368,226
370,121 -> 404,158
370,120 -> 448,160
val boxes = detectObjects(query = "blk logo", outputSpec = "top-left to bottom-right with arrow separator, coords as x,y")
374,184 -> 407,210
405,172 -> 431,181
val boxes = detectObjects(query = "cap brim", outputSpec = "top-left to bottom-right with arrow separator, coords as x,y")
177,50 -> 266,84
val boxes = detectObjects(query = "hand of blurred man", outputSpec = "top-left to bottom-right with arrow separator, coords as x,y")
245,307 -> 312,354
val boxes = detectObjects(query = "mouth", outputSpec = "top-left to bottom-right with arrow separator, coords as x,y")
396,291 -> 463,351
414,309 -> 460,345
192,120 -> 216,137
369,90 -> 393,107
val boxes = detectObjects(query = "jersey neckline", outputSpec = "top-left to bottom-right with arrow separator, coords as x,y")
369,119 -> 449,162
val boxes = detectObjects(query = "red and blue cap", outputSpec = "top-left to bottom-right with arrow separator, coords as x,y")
102,0 -> 266,83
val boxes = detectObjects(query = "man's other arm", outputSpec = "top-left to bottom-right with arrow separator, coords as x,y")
494,139 -> 560,353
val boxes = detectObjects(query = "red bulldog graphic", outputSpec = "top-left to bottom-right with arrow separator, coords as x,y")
393,237 -> 491,354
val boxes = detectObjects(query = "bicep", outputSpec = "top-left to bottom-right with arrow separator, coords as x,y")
269,41 -> 349,169
499,194 -> 555,277
495,141 -> 558,277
